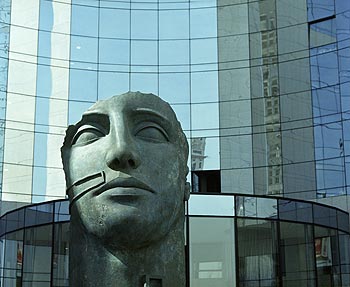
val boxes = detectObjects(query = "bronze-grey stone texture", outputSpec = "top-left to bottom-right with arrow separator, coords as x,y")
61,92 -> 190,287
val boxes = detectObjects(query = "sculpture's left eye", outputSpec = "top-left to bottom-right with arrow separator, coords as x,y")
72,126 -> 105,146
135,125 -> 169,143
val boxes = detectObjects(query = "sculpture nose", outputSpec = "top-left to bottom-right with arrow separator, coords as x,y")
106,130 -> 141,170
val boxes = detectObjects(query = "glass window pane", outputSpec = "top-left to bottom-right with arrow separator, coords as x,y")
310,44 -> 339,89
280,222 -> 315,286
100,8 -> 130,39
131,10 -> 157,39
98,72 -> 129,100
316,158 -> 346,193
314,121 -> 343,160
52,223 -> 69,286
313,204 -> 337,228
131,41 -> 157,65
69,69 -> 97,102
237,219 -> 278,286
68,101 -> 93,124
307,0 -> 335,22
23,225 -> 53,286
71,4 -> 98,37
190,217 -> 236,286
130,73 -> 158,95
25,203 -> 53,227
190,7 -> 217,38
70,35 -> 98,64
188,194 -> 234,216
99,39 -> 129,65
191,103 -> 219,130
312,86 -> 341,120
159,40 -> 189,66
309,19 -> 336,48
159,10 -> 189,39
159,73 -> 190,104
3,231 -> 23,287
191,71 -> 218,103
191,38 -> 218,65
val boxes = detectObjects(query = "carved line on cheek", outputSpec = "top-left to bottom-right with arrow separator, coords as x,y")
67,171 -> 106,212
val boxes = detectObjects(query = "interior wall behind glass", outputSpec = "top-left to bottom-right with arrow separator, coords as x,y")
189,217 -> 236,287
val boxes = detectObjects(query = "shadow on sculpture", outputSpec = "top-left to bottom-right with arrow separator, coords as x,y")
61,91 -> 190,287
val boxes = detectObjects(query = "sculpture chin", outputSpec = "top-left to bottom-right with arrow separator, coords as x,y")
71,199 -> 183,250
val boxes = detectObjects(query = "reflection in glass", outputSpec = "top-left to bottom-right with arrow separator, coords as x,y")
3,231 -> 23,287
188,194 -> 233,216
237,219 -> 278,287
280,222 -> 315,286
189,217 -> 235,287
23,225 -> 53,286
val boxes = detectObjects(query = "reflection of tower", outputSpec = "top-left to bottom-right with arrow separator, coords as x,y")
191,137 -> 207,170
260,2 -> 283,195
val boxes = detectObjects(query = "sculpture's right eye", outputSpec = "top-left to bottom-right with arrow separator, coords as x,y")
72,126 -> 105,146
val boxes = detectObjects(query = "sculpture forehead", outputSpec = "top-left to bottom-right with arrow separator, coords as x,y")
85,92 -> 177,122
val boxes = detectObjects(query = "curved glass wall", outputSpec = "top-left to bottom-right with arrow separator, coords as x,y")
0,195 -> 349,286
0,0 -> 349,209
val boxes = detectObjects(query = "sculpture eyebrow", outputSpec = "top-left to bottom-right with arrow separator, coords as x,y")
80,111 -> 110,127
134,108 -> 171,127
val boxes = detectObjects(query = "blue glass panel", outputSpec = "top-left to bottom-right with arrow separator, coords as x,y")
131,10 -> 157,40
98,72 -> 129,100
313,204 -> 337,228
69,69 -> 97,101
0,24 -> 10,58
0,58 -> 8,90
159,73 -> 190,104
314,121 -> 343,160
68,101 -> 93,124
335,1 -> 350,49
310,44 -> 339,89
33,133 -> 48,166
54,201 -> 70,222
38,31 -> 52,59
72,0 -> 98,6
0,0 -> 10,24
159,9 -> 189,40
191,71 -> 218,103
312,86 -> 341,122
190,7 -> 217,38
130,73 -> 158,95
344,120 -> 350,156
339,47 -> 350,84
99,38 -> 129,65
71,4 -> 98,37
316,158 -> 346,191
191,38 -> 218,65
307,0 -> 334,22
71,35 -> 98,64
100,8 -> 130,39
36,65 -> 52,98
131,41 -> 157,65
159,40 -> 189,66
32,167 -> 47,202
171,104 -> 190,131
309,19 -> 336,48
346,156 -> 350,194
341,82 -> 350,120
39,0 -> 53,31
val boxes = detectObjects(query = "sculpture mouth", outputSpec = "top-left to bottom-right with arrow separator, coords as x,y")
95,176 -> 155,196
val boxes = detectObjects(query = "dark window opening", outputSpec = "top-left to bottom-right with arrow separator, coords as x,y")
191,170 -> 221,193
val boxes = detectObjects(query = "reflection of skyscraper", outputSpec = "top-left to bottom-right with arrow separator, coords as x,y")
191,137 -> 207,171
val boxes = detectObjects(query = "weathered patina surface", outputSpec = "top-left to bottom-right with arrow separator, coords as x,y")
61,91 -> 190,287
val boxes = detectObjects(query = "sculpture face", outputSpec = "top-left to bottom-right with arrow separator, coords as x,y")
61,92 -> 189,248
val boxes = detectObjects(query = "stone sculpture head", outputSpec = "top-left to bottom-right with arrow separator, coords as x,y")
61,91 -> 190,250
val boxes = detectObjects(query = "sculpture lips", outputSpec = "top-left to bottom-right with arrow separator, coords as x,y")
96,176 -> 155,196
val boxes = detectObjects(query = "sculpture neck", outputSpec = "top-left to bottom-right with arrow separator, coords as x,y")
69,218 -> 186,287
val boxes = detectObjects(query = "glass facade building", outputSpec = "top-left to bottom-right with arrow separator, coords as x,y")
1,195 -> 350,286
0,0 -> 350,286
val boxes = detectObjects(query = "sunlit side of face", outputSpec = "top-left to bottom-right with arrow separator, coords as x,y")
61,92 -> 189,248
